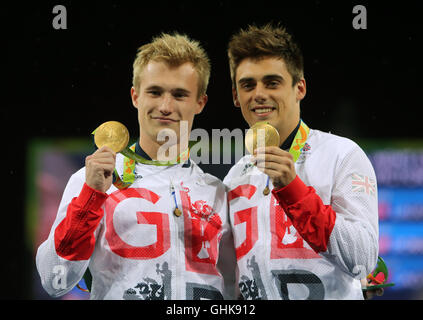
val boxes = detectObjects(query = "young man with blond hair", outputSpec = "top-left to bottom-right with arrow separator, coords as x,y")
36,33 -> 236,300
224,23 -> 379,299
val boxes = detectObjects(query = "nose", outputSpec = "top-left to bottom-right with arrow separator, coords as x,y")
158,93 -> 174,115
253,82 -> 267,104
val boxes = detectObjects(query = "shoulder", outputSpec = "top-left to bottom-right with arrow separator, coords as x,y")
307,129 -> 373,173
68,166 -> 86,184
223,155 -> 254,187
308,129 -> 364,158
59,166 -> 87,199
190,160 -> 226,189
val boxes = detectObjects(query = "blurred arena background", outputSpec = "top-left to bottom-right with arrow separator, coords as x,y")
3,0 -> 422,299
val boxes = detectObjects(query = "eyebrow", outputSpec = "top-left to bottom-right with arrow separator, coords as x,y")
145,85 -> 191,96
262,74 -> 284,82
171,87 -> 191,96
145,85 -> 163,92
238,74 -> 284,84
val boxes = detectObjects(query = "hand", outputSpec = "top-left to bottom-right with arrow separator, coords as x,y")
361,278 -> 384,299
252,146 -> 296,189
85,146 -> 116,193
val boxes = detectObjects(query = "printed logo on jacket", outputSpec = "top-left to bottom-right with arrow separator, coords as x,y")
104,184 -> 224,300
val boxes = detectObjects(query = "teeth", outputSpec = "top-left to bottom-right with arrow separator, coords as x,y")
254,108 -> 273,114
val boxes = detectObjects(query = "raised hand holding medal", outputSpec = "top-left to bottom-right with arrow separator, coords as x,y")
246,121 -> 302,191
85,122 -> 121,193
92,120 -> 187,217
85,121 -> 129,193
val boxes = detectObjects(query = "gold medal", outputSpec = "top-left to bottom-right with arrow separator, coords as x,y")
245,121 -> 280,154
173,208 -> 182,217
94,121 -> 130,153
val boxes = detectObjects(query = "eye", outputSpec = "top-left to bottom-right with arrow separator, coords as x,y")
240,82 -> 255,91
147,90 -> 161,96
173,92 -> 188,99
265,80 -> 280,88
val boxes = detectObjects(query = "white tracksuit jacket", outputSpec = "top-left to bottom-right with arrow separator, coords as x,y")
36,153 -> 236,300
223,128 -> 379,300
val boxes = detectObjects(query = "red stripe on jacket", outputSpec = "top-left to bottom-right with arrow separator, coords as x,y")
54,183 -> 108,260
272,175 -> 336,253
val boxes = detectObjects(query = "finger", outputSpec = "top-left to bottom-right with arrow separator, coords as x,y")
85,160 -> 115,176
255,146 -> 291,158
365,291 -> 374,300
85,155 -> 92,166
254,154 -> 294,171
255,166 -> 281,179
86,156 -> 116,166
88,160 -> 115,170
98,145 -> 116,153
94,146 -> 117,158
89,152 -> 117,164
253,153 -> 293,166
91,153 -> 117,162
255,160 -> 287,172
255,163 -> 294,182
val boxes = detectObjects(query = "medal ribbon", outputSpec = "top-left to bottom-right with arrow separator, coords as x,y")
112,143 -> 190,190
263,120 -> 309,195
288,120 -> 310,163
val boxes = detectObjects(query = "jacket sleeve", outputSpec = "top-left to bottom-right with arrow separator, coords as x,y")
272,145 -> 379,277
217,186 -> 238,299
36,168 -> 108,297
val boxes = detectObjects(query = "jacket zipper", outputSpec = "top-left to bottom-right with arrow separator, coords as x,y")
171,179 -> 182,300
261,179 -> 280,299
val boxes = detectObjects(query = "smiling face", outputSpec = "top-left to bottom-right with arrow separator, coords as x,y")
131,60 -> 207,156
233,56 -> 306,146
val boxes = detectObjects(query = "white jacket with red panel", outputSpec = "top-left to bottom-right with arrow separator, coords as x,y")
36,154 -> 236,300
223,128 -> 379,300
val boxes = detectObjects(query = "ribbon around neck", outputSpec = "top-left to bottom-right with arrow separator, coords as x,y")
289,120 -> 310,163
94,121 -> 308,190
113,143 -> 190,190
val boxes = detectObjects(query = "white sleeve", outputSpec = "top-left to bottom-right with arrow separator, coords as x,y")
35,168 -> 104,297
323,145 -> 379,277
216,185 -> 238,299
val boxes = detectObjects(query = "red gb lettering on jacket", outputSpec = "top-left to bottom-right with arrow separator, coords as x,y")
179,185 -> 222,276
105,188 -> 170,259
269,195 -> 319,259
228,185 -> 258,260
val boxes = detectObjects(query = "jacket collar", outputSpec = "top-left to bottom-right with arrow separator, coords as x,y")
280,120 -> 301,150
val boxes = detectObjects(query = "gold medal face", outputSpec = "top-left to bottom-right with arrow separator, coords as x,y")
245,122 -> 280,154
94,121 -> 130,153
173,208 -> 182,217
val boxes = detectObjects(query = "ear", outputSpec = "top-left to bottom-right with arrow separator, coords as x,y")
130,87 -> 139,108
195,94 -> 208,115
295,79 -> 306,102
232,87 -> 241,108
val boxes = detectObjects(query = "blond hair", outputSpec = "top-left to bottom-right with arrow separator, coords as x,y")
132,33 -> 211,98
228,23 -> 304,88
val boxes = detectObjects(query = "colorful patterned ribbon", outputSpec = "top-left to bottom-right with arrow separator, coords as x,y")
289,120 -> 310,162
263,120 -> 309,194
112,143 -> 190,190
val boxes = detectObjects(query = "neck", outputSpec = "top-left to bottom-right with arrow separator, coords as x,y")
139,132 -> 187,162
278,118 -> 301,149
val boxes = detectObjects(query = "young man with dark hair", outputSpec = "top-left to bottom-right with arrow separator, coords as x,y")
224,23 -> 379,299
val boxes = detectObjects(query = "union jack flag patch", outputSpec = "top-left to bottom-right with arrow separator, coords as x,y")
351,173 -> 376,195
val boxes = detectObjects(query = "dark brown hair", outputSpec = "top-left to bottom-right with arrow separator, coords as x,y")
228,23 -> 304,88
